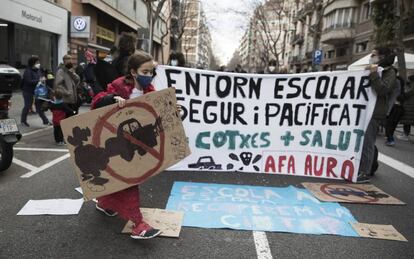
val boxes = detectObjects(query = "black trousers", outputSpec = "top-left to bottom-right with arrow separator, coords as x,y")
385,104 -> 404,140
54,125 -> 64,143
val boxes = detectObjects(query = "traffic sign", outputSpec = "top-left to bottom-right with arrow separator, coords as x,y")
313,49 -> 323,65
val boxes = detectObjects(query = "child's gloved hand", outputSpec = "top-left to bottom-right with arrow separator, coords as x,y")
114,96 -> 126,108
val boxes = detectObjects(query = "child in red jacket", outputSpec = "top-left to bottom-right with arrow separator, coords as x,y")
50,88 -> 76,145
91,51 -> 161,239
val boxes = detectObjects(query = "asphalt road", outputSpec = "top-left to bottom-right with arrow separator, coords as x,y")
0,91 -> 413,258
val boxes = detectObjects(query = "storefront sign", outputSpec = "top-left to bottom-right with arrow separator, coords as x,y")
153,66 -> 376,182
97,25 -> 115,42
71,16 -> 90,38
21,10 -> 42,24
0,0 -> 67,35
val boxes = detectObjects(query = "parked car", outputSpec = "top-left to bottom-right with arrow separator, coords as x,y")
0,64 -> 22,171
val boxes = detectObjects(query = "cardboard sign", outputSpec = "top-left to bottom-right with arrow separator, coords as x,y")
61,88 -> 191,200
166,182 -> 359,236
122,208 -> 184,238
302,183 -> 405,205
153,66 -> 377,182
352,223 -> 408,242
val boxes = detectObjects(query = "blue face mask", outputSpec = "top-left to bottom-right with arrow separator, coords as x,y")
136,75 -> 153,89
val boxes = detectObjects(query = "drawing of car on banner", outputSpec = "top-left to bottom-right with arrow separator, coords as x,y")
188,156 -> 222,170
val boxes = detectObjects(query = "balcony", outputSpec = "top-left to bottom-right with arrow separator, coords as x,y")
305,51 -> 313,61
321,23 -> 355,45
291,56 -> 303,64
291,34 -> 304,45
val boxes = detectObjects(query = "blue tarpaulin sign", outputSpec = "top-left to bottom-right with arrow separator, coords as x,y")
166,182 -> 358,236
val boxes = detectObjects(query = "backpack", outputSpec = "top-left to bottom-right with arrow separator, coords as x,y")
34,82 -> 49,99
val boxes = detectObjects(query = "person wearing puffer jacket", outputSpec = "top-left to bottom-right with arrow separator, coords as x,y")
91,51 -> 161,240
358,46 -> 397,183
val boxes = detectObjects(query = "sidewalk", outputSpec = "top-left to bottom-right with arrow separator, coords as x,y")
8,90 -> 90,135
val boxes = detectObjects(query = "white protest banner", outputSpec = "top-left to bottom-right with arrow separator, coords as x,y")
153,66 -> 376,182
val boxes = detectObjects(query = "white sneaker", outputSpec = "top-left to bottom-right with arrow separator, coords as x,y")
396,134 -> 409,141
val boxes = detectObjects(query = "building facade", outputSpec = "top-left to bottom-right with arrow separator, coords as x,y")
0,0 -> 68,71
240,0 -> 414,73
53,0 -> 170,65
180,0 -> 213,68
237,0 -> 293,73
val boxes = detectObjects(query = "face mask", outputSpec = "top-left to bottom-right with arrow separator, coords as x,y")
369,56 -> 379,65
269,66 -> 276,72
136,74 -> 153,89
65,63 -> 73,69
34,63 -> 41,69
171,60 -> 178,66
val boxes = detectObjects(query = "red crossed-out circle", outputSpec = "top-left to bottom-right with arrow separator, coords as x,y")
92,102 -> 165,184
320,183 -> 379,203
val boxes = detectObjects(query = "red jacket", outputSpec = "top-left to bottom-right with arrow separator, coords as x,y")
91,76 -> 156,109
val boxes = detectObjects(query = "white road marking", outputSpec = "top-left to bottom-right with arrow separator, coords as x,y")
253,231 -> 272,259
378,152 -> 414,178
14,147 -> 68,152
20,153 -> 70,178
12,158 -> 38,171
21,127 -> 52,137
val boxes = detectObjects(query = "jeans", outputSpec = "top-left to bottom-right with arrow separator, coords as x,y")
359,119 -> 379,175
21,91 -> 49,124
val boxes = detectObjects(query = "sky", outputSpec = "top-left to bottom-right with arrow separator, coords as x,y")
201,0 -> 257,65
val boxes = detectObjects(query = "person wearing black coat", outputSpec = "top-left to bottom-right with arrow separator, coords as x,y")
20,56 -> 50,127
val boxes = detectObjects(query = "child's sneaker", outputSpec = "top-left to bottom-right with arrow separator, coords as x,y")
130,221 -> 162,239
95,203 -> 118,217
385,140 -> 395,146
56,141 -> 65,146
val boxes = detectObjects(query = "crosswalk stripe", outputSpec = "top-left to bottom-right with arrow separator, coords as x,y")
378,152 -> 414,178
253,231 -> 273,259
20,153 -> 70,178
12,158 -> 38,171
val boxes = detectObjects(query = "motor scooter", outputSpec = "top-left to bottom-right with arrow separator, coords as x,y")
0,64 -> 22,171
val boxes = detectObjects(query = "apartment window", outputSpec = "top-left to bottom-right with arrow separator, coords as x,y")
356,41 -> 368,53
326,50 -> 334,59
337,48 -> 347,57
361,3 -> 371,21
325,8 -> 353,30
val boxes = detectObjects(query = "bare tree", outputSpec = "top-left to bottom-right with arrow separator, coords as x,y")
175,0 -> 203,53
293,0 -> 335,71
144,0 -> 167,54
253,0 -> 290,70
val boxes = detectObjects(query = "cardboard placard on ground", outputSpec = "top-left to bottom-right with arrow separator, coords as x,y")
61,88 -> 191,201
352,223 -> 408,242
122,208 -> 184,237
301,183 -> 405,205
